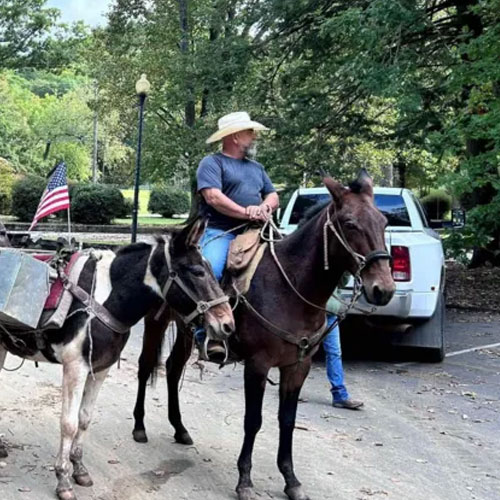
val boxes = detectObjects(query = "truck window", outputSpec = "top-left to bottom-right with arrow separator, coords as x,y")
289,194 -> 332,225
374,194 -> 411,227
289,193 -> 411,227
411,194 -> 430,228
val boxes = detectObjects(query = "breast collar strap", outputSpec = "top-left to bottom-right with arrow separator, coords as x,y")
154,239 -> 229,325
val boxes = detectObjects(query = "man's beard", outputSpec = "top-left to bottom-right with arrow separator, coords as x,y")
243,143 -> 257,160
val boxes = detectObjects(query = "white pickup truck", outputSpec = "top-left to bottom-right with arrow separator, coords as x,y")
279,186 -> 446,362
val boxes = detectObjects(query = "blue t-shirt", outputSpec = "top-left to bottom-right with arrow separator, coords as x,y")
197,153 -> 276,230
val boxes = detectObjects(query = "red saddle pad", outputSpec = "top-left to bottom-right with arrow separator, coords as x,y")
33,253 -> 80,310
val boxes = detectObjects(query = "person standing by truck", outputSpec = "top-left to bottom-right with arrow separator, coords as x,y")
325,291 -> 364,410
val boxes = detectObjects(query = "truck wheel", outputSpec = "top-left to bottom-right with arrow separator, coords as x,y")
412,291 -> 445,363
388,291 -> 445,363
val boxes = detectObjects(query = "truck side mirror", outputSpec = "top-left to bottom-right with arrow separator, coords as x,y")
451,208 -> 465,228
429,219 -> 444,229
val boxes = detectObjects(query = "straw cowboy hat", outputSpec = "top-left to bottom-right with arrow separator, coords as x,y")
206,111 -> 269,144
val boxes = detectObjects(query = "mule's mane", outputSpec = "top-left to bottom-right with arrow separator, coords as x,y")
298,200 -> 330,227
348,180 -> 364,193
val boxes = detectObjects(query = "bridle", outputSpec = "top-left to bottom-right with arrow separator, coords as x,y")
154,238 -> 229,325
323,208 -> 392,274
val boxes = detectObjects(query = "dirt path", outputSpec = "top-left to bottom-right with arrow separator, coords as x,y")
1,312 -> 500,500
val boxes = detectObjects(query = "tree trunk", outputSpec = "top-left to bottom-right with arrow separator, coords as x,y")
178,0 -> 195,127
395,159 -> 406,188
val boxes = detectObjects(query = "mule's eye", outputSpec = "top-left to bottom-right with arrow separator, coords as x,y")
189,265 -> 206,277
344,221 -> 359,231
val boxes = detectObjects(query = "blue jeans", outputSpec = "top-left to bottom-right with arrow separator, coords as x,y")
323,314 -> 349,402
200,227 -> 237,281
195,227 -> 236,344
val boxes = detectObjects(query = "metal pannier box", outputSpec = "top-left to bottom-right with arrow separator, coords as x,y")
0,249 -> 50,329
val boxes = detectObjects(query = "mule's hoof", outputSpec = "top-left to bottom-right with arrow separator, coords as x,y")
284,485 -> 311,500
236,487 -> 256,500
133,429 -> 148,443
73,472 -> 94,487
57,488 -> 77,500
174,431 -> 193,445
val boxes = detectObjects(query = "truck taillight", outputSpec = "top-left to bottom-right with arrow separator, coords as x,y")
391,246 -> 411,281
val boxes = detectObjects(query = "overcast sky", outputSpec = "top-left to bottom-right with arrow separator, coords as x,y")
46,0 -> 113,27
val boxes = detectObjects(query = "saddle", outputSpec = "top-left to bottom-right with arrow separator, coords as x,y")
225,228 -> 267,295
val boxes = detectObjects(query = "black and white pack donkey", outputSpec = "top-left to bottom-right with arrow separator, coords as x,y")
0,218 -> 235,500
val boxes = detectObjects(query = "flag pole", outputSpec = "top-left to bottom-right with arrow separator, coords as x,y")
67,205 -> 72,244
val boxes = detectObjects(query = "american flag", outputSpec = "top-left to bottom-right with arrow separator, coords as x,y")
29,162 -> 70,231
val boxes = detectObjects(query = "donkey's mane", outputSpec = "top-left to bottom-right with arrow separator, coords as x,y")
116,242 -> 152,256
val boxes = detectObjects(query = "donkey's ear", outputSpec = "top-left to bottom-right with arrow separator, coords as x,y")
173,217 -> 207,252
355,168 -> 374,197
186,217 -> 207,247
323,177 -> 345,210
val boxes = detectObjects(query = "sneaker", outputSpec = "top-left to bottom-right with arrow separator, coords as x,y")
332,399 -> 364,410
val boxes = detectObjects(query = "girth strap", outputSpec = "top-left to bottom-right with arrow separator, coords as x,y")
64,280 -> 130,334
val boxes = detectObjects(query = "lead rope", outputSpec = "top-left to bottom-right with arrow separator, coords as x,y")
87,258 -> 98,380
201,222 -> 249,249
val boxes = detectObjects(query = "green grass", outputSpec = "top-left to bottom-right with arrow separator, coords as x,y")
121,189 -> 151,216
113,217 -> 178,226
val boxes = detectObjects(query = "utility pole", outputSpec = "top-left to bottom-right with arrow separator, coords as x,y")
92,81 -> 98,183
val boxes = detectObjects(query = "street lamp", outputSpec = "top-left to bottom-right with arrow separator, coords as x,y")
131,74 -> 151,243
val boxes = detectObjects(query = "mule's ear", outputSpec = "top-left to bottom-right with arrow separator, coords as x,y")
171,217 -> 207,253
323,176 -> 345,210
355,168 -> 374,197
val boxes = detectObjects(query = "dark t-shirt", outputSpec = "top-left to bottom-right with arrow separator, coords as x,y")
197,153 -> 276,230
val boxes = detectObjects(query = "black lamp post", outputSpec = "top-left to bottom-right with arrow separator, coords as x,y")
131,74 -> 151,243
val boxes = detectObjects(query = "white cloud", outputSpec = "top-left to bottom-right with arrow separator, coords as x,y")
46,0 -> 113,27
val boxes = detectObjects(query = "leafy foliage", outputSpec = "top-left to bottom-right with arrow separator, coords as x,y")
1,0 -> 500,259
11,175 -> 45,221
421,191 -> 452,221
148,186 -> 190,218
72,184 -> 127,224
0,157 -> 16,214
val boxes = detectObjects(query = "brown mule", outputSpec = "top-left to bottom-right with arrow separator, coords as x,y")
132,171 -> 395,500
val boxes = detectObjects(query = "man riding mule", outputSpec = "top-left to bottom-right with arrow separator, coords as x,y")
0,218 -> 234,500
195,111 -> 279,361
132,169 -> 396,500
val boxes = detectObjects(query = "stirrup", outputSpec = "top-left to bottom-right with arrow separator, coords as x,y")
199,337 -> 229,365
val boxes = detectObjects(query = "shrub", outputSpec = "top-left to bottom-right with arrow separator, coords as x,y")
72,184 -> 127,224
420,190 -> 452,220
148,186 -> 190,218
119,197 -> 134,218
0,158 -> 16,215
11,175 -> 46,221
